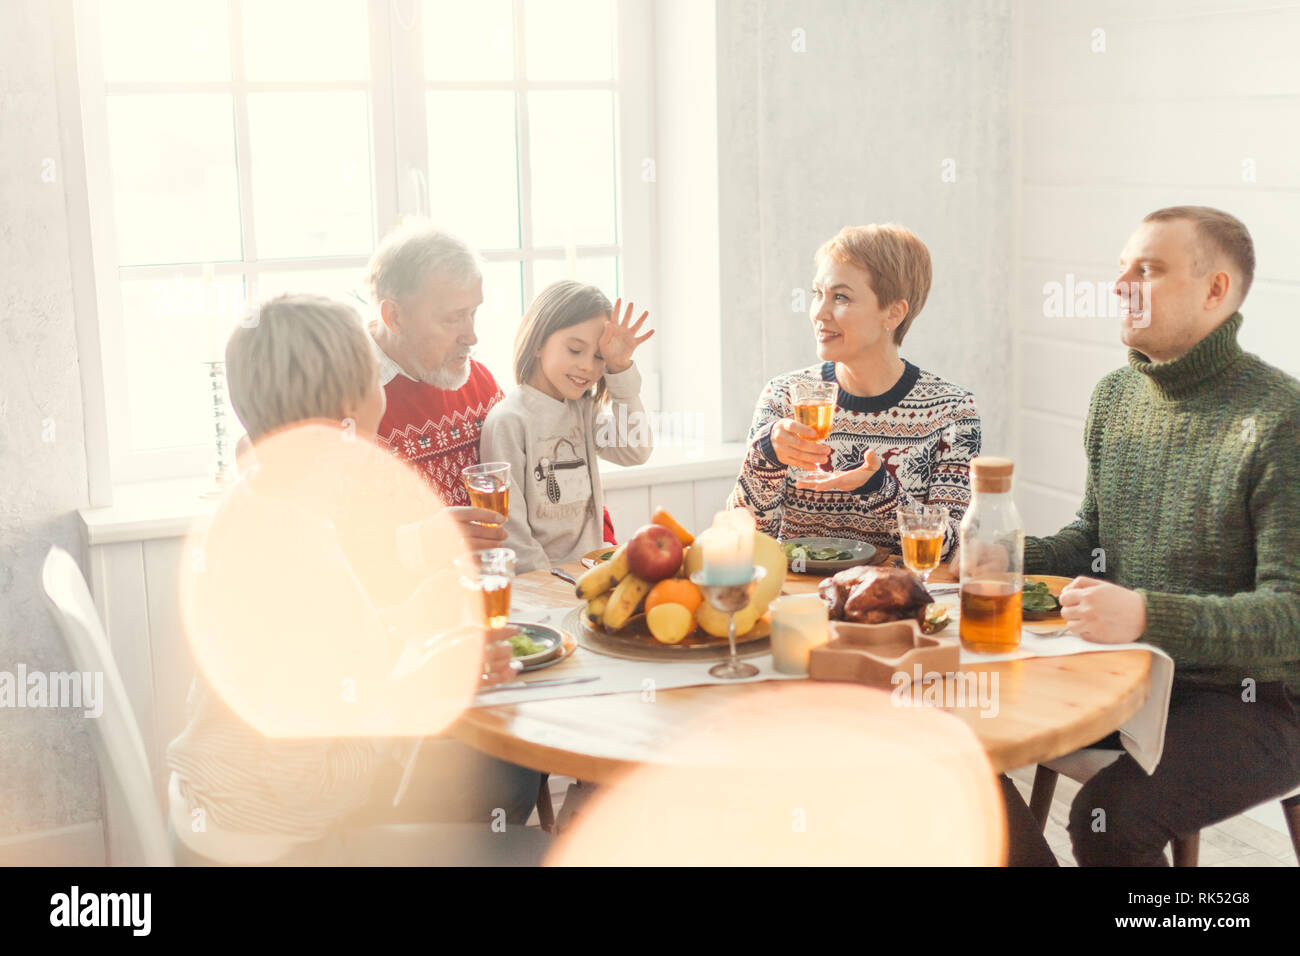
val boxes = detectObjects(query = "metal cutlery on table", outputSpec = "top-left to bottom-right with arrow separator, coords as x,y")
549,567 -> 578,586
476,675 -> 598,695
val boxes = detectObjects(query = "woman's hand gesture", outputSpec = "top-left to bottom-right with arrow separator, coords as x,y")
793,450 -> 883,492
600,298 -> 654,373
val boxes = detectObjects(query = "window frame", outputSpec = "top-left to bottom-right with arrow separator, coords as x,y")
71,0 -> 657,488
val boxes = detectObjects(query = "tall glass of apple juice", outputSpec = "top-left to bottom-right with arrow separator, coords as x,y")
958,458 -> 1024,653
455,548 -> 516,630
790,380 -> 837,474
462,462 -> 511,526
898,503 -> 948,586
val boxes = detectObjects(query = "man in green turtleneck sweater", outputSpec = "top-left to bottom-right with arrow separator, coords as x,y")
1025,207 -> 1300,866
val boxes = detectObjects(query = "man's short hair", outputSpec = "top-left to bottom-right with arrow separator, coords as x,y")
815,224 -> 933,344
367,220 -> 483,304
226,294 -> 378,442
1143,205 -> 1255,303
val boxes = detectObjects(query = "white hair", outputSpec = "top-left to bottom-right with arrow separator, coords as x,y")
226,294 -> 379,441
367,220 -> 483,304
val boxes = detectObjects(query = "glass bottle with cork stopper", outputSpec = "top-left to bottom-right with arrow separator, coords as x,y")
959,456 -> 1024,653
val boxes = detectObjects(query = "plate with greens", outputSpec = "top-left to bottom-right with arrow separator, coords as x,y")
781,537 -> 878,573
581,547 -> 619,569
1021,575 -> 1071,629
503,622 -> 567,669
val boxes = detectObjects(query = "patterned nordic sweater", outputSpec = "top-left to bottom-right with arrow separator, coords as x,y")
727,361 -> 981,559
1024,312 -> 1300,693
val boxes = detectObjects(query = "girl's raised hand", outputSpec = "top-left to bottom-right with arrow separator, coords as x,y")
600,298 -> 654,373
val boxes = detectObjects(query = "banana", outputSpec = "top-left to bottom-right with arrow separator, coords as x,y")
602,574 -> 653,631
607,545 -> 630,580
583,594 -> 610,629
574,545 -> 628,599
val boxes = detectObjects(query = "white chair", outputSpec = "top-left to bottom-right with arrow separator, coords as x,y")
41,547 -> 172,866
1030,749 -> 1300,866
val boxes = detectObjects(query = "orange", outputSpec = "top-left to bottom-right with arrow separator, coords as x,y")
644,578 -> 703,615
651,508 -> 695,546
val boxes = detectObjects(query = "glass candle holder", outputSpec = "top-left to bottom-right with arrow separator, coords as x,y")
769,593 -> 830,675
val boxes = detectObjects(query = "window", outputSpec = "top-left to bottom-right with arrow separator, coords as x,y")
74,0 -> 653,483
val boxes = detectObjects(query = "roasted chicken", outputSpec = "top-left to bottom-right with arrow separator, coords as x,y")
818,565 -> 933,625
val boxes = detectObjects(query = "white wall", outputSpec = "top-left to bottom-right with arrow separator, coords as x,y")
1017,0 -> 1300,536
0,0 -> 101,845
715,0 -> 1017,452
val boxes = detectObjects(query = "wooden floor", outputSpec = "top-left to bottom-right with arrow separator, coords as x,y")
532,770 -> 1298,867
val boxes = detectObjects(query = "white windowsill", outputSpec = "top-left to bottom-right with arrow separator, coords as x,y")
78,442 -> 748,547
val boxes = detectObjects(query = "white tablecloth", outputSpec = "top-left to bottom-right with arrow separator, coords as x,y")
478,594 -> 1174,774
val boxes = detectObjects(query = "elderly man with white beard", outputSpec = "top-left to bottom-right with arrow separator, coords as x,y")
368,222 -> 510,552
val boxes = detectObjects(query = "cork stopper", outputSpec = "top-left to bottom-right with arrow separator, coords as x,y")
971,456 -> 1014,493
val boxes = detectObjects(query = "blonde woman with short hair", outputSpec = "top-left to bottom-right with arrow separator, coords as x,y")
167,294 -> 547,866
728,224 -> 981,558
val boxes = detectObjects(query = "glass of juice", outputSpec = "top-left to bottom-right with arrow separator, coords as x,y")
790,380 -> 837,473
898,503 -> 948,586
461,462 -> 510,525
455,547 -> 516,629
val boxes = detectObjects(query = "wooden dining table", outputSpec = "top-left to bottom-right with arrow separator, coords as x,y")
452,559 -> 1153,782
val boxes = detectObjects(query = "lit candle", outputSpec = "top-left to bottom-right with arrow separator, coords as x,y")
698,509 -> 756,585
769,594 -> 830,675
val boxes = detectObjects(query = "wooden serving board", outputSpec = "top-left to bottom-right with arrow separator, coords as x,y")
562,606 -> 771,663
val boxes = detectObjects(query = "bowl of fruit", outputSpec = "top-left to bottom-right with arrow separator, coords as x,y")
566,509 -> 788,661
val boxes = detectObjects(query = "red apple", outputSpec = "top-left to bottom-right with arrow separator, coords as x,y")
626,524 -> 684,583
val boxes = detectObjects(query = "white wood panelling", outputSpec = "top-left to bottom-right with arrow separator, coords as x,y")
1019,481 -> 1085,539
1019,261 -> 1131,348
88,542 -> 157,782
87,540 -> 162,864
1017,1 -> 1300,516
1022,0 -> 1293,27
1023,99 -> 1300,191
142,537 -> 193,811
1020,337 -> 1126,420
1022,185 -> 1300,281
692,475 -> 737,524
1021,6 -> 1300,104
645,480 -> 697,533
1237,282 -> 1300,380
1018,412 -> 1087,499
604,486 -> 650,538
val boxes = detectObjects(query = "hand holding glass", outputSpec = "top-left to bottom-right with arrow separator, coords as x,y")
455,547 -> 515,630
789,380 -> 836,474
461,462 -> 510,526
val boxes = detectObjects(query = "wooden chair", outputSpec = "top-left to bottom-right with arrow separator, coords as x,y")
41,547 -> 172,866
536,774 -> 555,832
1030,749 -> 1300,866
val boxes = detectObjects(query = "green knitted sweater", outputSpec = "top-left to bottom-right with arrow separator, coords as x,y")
1024,312 -> 1300,693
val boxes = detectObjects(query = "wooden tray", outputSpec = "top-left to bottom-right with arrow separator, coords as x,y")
808,618 -> 959,688
562,606 -> 771,663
